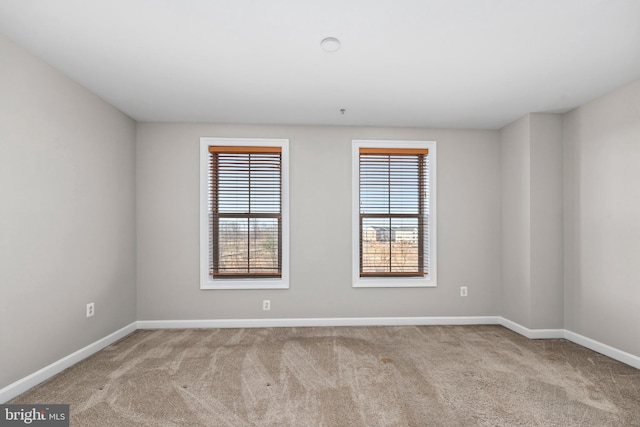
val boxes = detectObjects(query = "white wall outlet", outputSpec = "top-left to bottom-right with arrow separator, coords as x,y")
86,302 -> 95,317
460,287 -> 468,297
262,300 -> 271,311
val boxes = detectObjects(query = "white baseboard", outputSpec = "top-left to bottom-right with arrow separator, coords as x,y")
500,317 -> 640,369
499,317 -> 565,339
137,316 -> 502,329
0,322 -> 137,404
564,330 -> 640,370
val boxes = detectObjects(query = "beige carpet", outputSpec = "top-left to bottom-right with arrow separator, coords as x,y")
10,325 -> 640,426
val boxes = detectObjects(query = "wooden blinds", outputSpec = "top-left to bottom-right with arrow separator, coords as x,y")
208,146 -> 282,278
359,148 -> 429,277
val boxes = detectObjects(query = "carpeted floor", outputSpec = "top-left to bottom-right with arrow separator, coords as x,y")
10,325 -> 640,426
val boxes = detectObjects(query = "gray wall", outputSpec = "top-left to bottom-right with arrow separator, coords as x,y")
500,116 -> 531,327
563,80 -> 640,356
529,114 -> 563,329
0,34 -> 137,389
136,123 -> 502,320
500,113 -> 564,330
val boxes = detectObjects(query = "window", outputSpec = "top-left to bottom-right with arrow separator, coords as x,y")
200,138 -> 289,289
352,140 -> 436,287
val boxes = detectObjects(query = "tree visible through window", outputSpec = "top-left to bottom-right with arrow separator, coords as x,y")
359,147 -> 430,277
208,146 -> 282,278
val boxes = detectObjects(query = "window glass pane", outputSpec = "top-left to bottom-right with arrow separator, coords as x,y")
217,218 -> 249,273
249,154 -> 281,214
389,155 -> 419,214
361,217 -> 420,273
390,217 -> 419,272
359,155 -> 390,214
248,218 -> 280,273
216,153 -> 281,215
361,217 -> 392,273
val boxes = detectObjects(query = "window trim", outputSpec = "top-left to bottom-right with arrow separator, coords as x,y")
200,137 -> 289,289
352,140 -> 437,288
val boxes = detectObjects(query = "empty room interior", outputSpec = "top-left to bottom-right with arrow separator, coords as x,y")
1,0 -> 639,425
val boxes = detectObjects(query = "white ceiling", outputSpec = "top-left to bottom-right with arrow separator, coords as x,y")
1,0 -> 639,129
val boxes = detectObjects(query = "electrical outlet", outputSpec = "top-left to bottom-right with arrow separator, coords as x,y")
460,287 -> 468,297
262,300 -> 271,311
86,302 -> 95,317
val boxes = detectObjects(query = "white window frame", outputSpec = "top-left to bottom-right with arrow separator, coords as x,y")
352,139 -> 437,288
200,137 -> 290,289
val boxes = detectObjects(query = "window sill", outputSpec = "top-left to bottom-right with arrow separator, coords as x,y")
352,276 -> 436,288
201,277 -> 289,290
